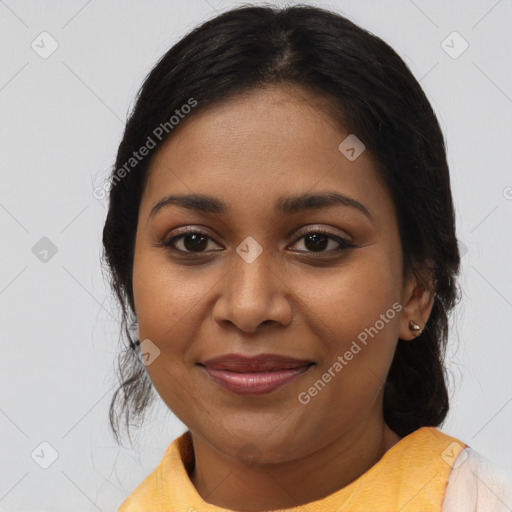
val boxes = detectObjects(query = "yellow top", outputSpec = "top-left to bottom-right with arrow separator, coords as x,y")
118,426 -> 466,512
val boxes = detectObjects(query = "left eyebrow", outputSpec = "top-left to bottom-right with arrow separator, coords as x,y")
147,191 -> 375,225
275,191 -> 374,222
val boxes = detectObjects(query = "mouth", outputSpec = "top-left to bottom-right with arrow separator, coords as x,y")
197,354 -> 315,395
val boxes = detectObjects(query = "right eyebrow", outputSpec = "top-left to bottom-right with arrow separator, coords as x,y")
147,194 -> 228,225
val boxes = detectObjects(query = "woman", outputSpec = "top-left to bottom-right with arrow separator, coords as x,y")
102,4 -> 512,511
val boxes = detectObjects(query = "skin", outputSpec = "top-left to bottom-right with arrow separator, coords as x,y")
132,84 -> 435,511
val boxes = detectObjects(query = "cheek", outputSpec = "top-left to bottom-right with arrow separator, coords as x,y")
295,254 -> 401,340
295,262 -> 401,431
132,249 -> 187,363
131,252 -> 209,421
132,249 -> 223,372
290,251 -> 402,413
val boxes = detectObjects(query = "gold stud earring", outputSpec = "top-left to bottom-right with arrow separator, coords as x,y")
409,321 -> 422,335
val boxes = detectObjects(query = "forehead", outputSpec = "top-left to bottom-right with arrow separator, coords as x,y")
150,85 -> 346,170
141,85 -> 392,221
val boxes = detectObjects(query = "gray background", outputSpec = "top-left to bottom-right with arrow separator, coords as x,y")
1,0 -> 511,510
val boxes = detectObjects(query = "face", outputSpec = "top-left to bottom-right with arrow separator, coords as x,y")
132,85 -> 419,462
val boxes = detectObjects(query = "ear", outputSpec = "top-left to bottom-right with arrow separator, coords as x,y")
398,264 -> 436,341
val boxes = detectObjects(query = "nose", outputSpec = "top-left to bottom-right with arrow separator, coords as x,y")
212,241 -> 293,334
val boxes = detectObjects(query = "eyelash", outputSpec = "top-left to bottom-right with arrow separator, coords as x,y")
161,227 -> 355,255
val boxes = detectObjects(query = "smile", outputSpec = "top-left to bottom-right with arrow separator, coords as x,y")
198,364 -> 314,395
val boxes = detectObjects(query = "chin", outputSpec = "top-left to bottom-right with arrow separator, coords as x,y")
203,422 -> 313,464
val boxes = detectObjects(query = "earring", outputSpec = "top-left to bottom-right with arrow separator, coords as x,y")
409,320 -> 422,335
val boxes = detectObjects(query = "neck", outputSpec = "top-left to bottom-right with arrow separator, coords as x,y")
189,417 -> 401,511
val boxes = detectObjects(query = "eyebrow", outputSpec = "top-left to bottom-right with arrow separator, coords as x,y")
147,191 -> 374,224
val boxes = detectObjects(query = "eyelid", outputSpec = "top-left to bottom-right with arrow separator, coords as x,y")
291,225 -> 353,244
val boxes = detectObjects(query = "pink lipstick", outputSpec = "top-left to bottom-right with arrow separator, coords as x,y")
198,354 -> 314,395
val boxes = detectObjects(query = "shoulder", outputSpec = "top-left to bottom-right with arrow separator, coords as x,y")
442,447 -> 512,511
116,432 -> 193,512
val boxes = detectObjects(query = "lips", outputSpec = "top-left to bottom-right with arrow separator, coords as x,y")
199,353 -> 313,372
197,354 -> 314,395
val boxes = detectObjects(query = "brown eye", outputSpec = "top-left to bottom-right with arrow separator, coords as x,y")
180,233 -> 209,252
289,230 -> 355,253
162,227 -> 354,256
163,229 -> 221,253
303,233 -> 329,252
